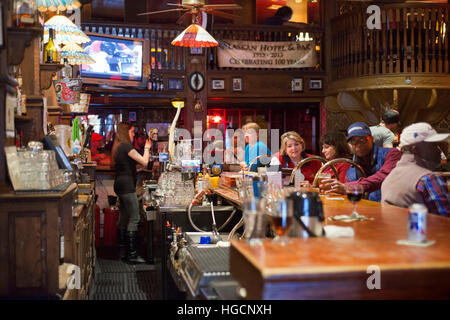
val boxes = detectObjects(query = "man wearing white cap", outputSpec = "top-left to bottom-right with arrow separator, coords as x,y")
381,122 -> 449,216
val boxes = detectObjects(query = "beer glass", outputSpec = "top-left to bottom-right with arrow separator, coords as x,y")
268,198 -> 292,245
317,172 -> 332,193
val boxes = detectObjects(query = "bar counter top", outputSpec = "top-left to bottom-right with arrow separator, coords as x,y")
222,187 -> 450,299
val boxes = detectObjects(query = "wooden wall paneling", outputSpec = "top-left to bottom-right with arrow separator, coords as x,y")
358,12 -> 363,76
388,9 -> 394,73
425,8 -> 430,72
394,9 -> 399,73
403,8 -> 408,72
445,8 -> 449,73
91,0 -> 125,21
418,8 -> 423,72
431,9 -> 437,73
11,213 -> 45,290
410,7 -> 415,73
375,15 -> 381,74
364,17 -> 368,75
382,8 -> 387,74
170,30 -> 175,70
437,8 -> 443,73
124,0 -> 148,24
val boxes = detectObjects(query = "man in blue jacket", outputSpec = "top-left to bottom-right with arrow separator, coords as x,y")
322,122 -> 401,201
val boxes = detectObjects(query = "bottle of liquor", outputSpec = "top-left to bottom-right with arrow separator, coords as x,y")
13,0 -> 38,28
147,74 -> 153,91
153,76 -> 159,92
16,67 -> 26,115
159,75 -> 164,92
44,28 -> 58,63
60,59 -> 72,79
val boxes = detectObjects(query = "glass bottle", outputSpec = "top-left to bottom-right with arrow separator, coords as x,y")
60,58 -> 72,79
44,28 -> 58,63
159,75 -> 164,91
13,0 -> 38,28
147,74 -> 153,91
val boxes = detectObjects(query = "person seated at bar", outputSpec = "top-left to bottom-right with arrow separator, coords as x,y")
270,131 -> 322,185
370,109 -> 401,148
381,122 -> 449,216
320,131 -> 352,182
240,122 -> 271,172
321,122 -> 401,201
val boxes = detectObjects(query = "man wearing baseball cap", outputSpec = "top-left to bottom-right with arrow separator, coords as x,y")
321,122 -> 401,201
381,122 -> 449,216
370,109 -> 400,148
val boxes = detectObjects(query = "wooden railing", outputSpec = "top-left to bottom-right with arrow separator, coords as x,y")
81,22 -> 324,73
331,4 -> 449,81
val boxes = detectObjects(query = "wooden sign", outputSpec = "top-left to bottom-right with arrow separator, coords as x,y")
218,40 -> 317,69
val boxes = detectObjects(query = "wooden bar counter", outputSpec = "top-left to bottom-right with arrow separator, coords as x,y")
219,187 -> 450,299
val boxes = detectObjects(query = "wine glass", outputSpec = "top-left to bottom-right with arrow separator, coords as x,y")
346,184 -> 364,218
268,198 -> 293,245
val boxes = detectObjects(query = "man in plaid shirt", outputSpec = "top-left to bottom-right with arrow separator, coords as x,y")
381,123 -> 449,216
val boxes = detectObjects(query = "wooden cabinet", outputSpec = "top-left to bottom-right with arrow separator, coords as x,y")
64,190 -> 96,300
0,182 -> 96,299
0,184 -> 76,298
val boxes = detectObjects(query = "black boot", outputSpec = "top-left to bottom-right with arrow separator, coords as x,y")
117,229 -> 127,260
125,231 -> 146,264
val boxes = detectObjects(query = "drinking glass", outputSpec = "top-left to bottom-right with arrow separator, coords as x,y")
268,198 -> 292,245
346,184 -> 364,218
317,172 -> 332,193
243,198 -> 265,246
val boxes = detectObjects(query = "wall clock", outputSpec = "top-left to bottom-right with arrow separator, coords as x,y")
189,72 -> 205,92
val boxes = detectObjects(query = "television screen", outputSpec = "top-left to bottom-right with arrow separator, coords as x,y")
81,34 -> 143,82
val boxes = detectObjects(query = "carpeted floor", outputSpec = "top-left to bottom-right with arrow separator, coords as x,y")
90,249 -> 158,300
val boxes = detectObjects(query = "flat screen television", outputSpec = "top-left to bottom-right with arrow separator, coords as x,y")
81,33 -> 149,87
41,136 -> 73,171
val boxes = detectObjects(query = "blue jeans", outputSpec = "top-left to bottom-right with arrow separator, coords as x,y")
117,192 -> 140,232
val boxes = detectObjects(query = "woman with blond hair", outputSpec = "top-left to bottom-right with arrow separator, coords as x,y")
270,131 -> 322,185
112,122 -> 151,264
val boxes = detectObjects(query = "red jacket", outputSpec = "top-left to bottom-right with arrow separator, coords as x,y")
273,152 -> 322,184
323,162 -> 351,183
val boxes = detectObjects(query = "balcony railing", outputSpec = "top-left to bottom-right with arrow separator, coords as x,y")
330,4 -> 449,81
81,22 -> 324,73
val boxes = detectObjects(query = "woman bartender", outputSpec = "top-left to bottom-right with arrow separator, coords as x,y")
112,122 -> 151,264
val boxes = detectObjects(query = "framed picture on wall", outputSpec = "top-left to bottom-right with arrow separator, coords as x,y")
190,47 -> 203,55
211,79 -> 225,90
168,78 -> 183,91
291,78 -> 303,92
232,78 -> 242,91
308,79 -> 322,90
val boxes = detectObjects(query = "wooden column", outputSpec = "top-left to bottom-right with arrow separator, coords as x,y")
185,49 -> 207,136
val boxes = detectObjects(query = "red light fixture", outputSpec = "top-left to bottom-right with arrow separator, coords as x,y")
212,114 -> 222,123
171,23 -> 218,47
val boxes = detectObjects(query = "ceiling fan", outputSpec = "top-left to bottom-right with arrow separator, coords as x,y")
138,0 -> 242,24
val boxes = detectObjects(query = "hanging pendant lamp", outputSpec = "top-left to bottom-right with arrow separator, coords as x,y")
171,24 -> 218,48
44,15 -> 90,45
37,0 -> 82,12
60,43 -> 95,65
